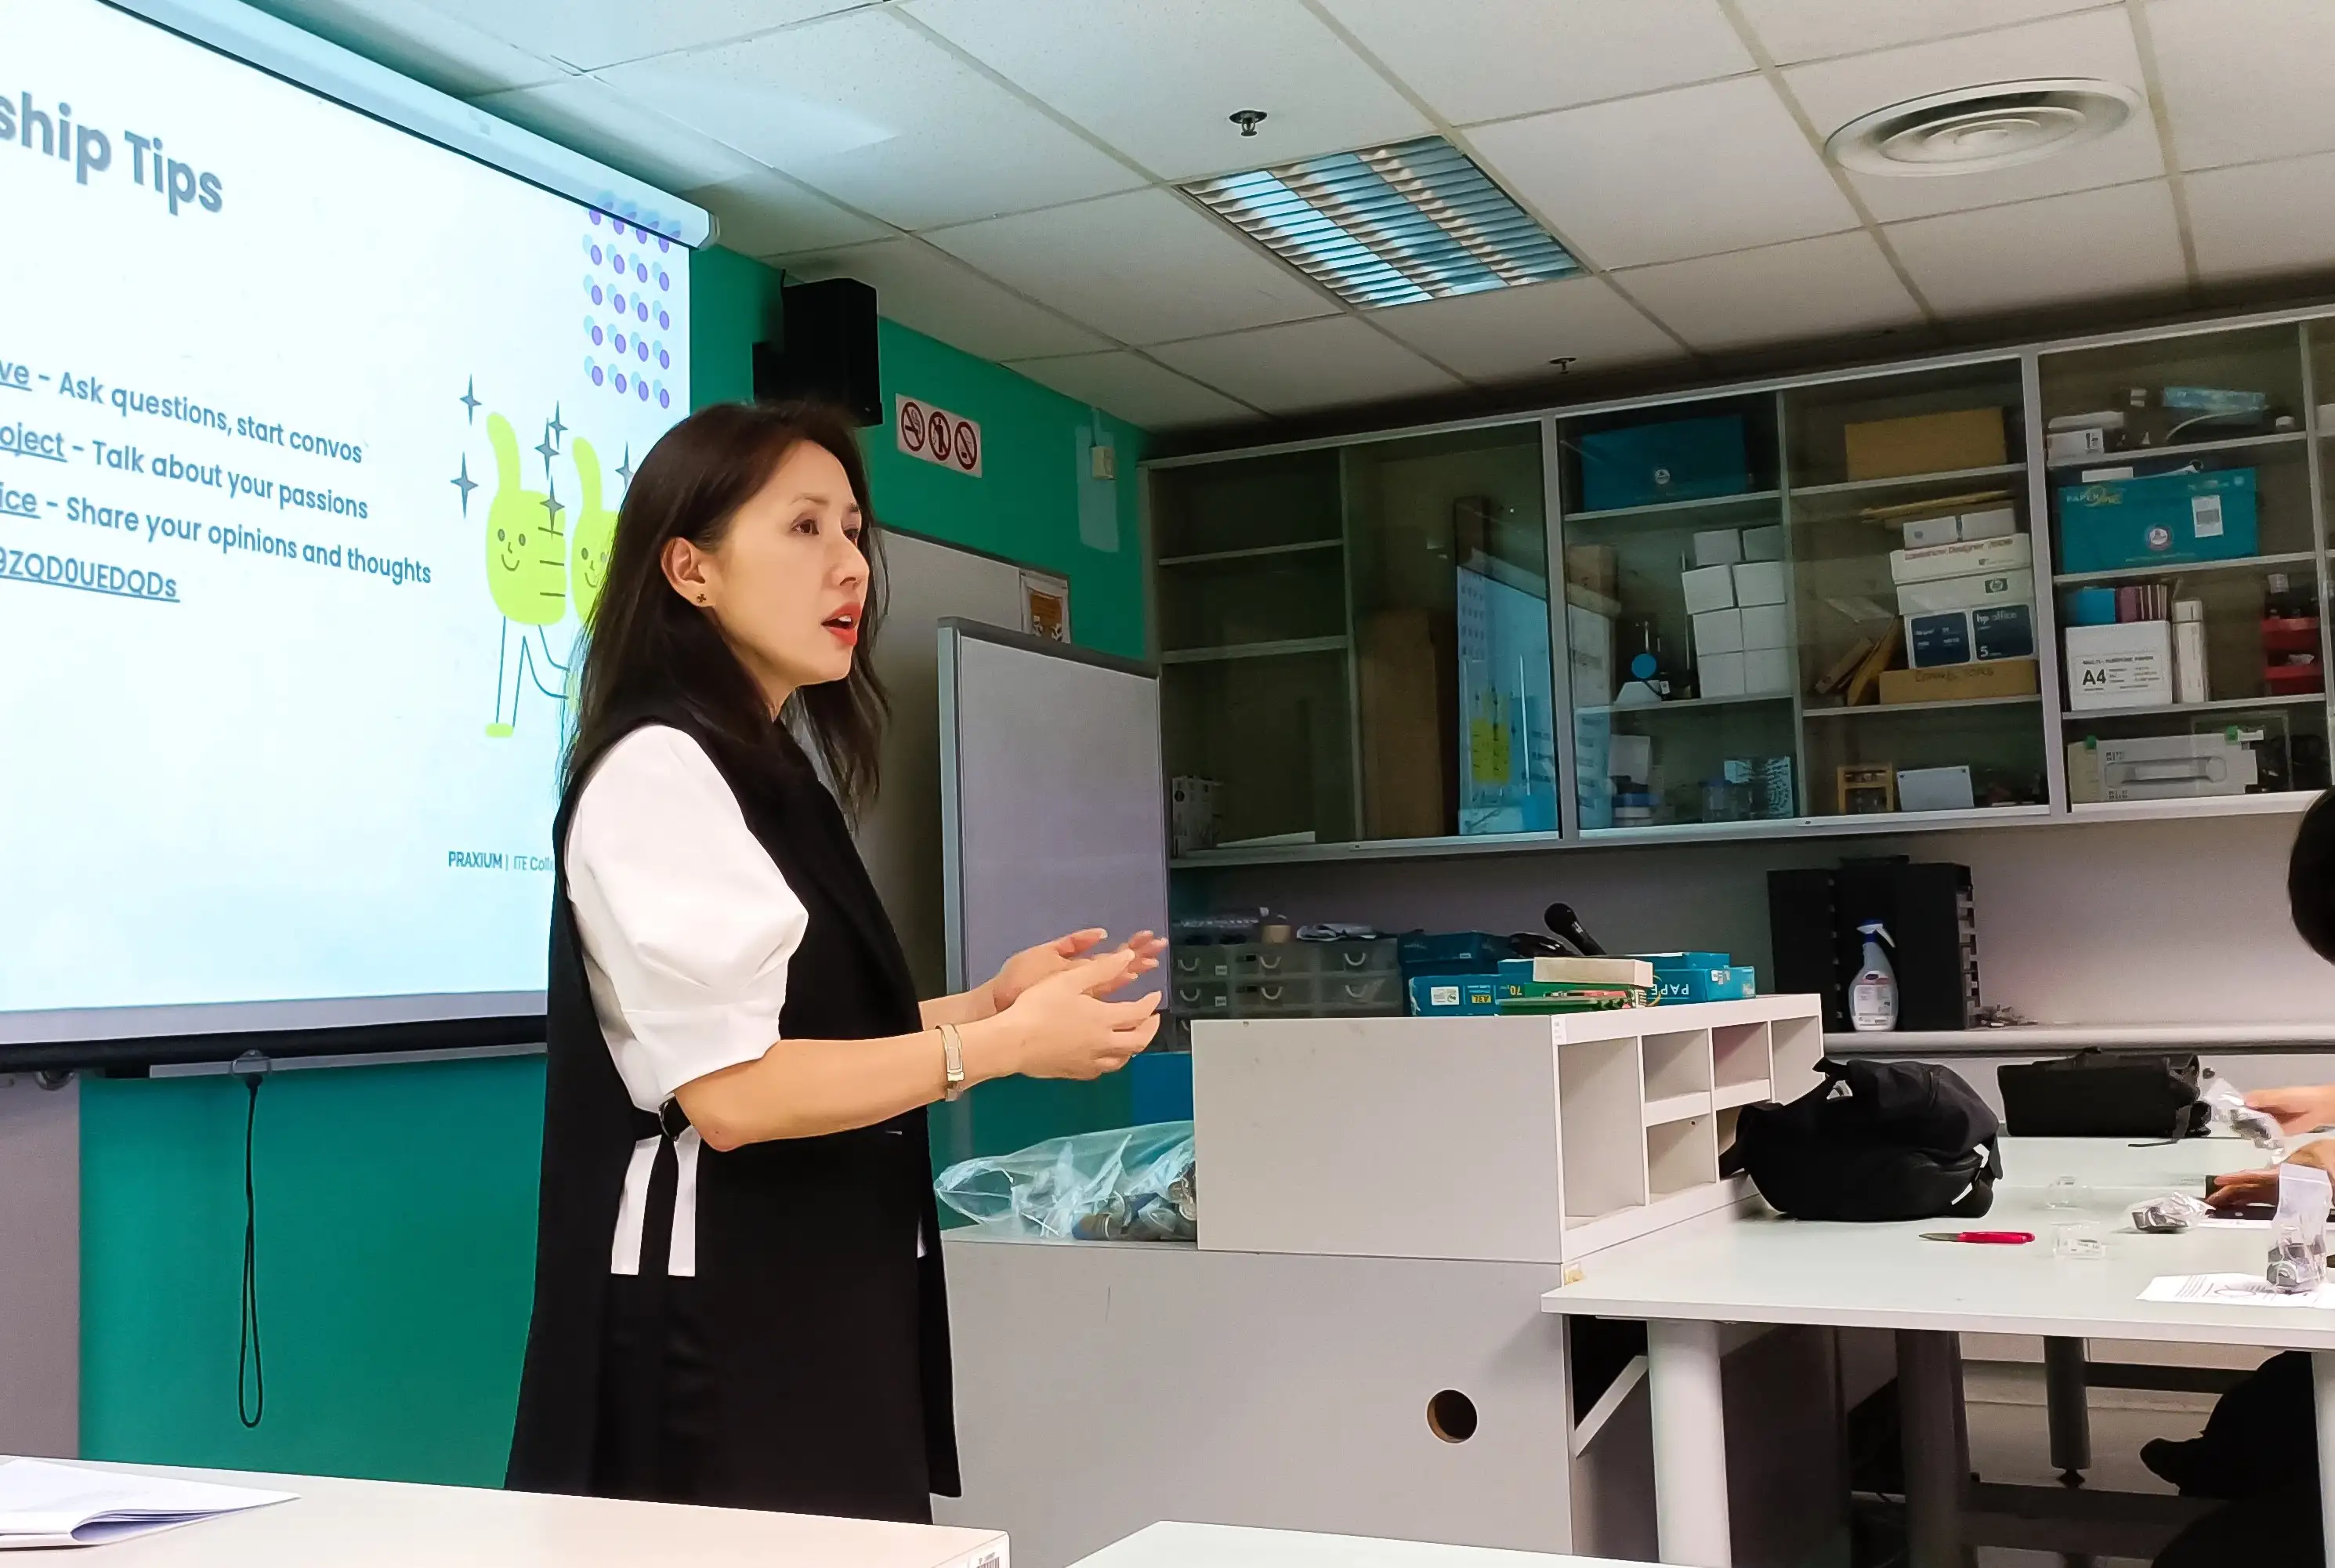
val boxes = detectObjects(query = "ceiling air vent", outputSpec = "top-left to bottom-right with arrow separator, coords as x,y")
1825,78 -> 2140,178
1184,135 -> 1579,310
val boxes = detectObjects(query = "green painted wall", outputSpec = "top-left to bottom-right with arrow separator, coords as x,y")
78,244 -> 1151,1480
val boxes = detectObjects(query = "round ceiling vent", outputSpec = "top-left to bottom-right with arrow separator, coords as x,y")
1825,78 -> 2140,177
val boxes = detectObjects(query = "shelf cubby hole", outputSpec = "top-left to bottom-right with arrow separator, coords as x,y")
1648,1115 -> 1721,1200
1713,1023 -> 1772,1091
1562,1036 -> 1649,1222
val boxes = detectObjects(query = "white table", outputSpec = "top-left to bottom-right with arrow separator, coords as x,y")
1067,1522 -> 1639,1566
1543,1144 -> 2330,1568
2,1461 -> 1008,1567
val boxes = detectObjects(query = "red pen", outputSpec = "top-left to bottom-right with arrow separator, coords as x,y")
1919,1230 -> 2035,1244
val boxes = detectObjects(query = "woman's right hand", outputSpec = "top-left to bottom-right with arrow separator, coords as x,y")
2246,1085 -> 2335,1134
990,949 -> 1161,1081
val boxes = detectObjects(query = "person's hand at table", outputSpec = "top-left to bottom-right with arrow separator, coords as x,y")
990,950 -> 1162,1081
2205,1138 -> 2335,1210
2245,1085 -> 2335,1134
983,928 -> 1164,1016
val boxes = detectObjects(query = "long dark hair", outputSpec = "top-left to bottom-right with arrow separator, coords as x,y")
567,400 -> 889,814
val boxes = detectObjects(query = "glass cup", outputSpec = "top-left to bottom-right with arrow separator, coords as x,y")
2054,1221 -> 2106,1259
2047,1176 -> 2090,1210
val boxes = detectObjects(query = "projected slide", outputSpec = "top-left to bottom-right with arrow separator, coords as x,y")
0,0 -> 690,1033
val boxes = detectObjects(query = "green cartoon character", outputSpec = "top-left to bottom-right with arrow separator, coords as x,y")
568,436 -> 619,626
484,411 -> 569,737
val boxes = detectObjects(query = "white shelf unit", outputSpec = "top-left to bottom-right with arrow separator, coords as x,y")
1192,995 -> 1825,1268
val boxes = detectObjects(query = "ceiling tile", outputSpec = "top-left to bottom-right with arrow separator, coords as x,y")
1735,0 -> 2105,65
415,0 -> 860,73
906,0 -> 1428,181
1465,76 -> 1859,268
1317,0 -> 1753,126
1781,9 -> 2163,222
2149,0 -> 2335,172
1004,352 -> 1256,429
253,0 -> 567,96
925,190 -> 1338,346
2186,151 -> 2335,281
777,239 -> 1116,362
595,10 -> 1145,230
1372,276 -> 1682,382
1616,232 -> 1923,352
1884,180 -> 2188,316
685,168 -> 890,256
1149,317 -> 1463,415
473,77 -> 762,192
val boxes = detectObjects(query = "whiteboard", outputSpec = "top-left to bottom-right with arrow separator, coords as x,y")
857,532 -> 1026,998
939,622 -> 1168,995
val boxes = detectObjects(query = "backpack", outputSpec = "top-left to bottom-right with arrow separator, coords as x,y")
1729,1058 -> 2002,1222
1995,1049 -> 2210,1140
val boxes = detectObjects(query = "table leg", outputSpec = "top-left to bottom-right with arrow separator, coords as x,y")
1897,1329 -> 1974,1568
2043,1335 -> 2091,1487
1647,1319 -> 1732,1568
2315,1351 -> 2335,1568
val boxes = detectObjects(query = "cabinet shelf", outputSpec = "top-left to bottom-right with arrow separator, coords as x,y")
1580,693 -> 1794,717
1157,539 -> 1342,567
1159,636 -> 1350,664
2062,691 -> 2326,722
2044,427 -> 2308,471
2054,549 -> 2318,585
1562,488 -> 1782,525
1790,462 -> 2025,501
1803,694 -> 2043,719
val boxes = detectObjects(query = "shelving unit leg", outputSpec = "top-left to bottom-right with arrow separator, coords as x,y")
1899,1329 -> 1975,1568
1647,1317 -> 1732,1568
2315,1350 -> 2335,1568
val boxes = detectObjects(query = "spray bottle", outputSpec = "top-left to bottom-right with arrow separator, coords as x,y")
1849,921 -> 1899,1033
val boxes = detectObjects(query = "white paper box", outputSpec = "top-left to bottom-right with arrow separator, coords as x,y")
1700,650 -> 1747,698
1901,515 -> 1959,550
1743,646 -> 1792,695
1890,532 -> 2032,585
1692,607 -> 1744,657
2068,732 -> 2258,802
2065,620 -> 2174,712
1742,524 -> 1785,563
1897,567 -> 2035,617
1693,528 -> 1744,568
2047,427 -> 2108,464
1897,764 -> 1975,812
1609,732 -> 1653,781
1958,505 -> 2017,541
1682,563 -> 1736,614
1732,559 -> 1788,607
1740,603 -> 1791,650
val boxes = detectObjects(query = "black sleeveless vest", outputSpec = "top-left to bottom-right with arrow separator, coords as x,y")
505,700 -> 960,1519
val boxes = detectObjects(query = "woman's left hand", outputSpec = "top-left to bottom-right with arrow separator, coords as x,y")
986,929 -> 1164,1016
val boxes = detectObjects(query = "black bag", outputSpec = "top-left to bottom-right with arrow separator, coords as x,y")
1730,1058 -> 2001,1222
1996,1049 -> 2209,1139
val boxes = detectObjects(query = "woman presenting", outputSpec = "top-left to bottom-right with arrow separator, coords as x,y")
505,400 -> 1162,1522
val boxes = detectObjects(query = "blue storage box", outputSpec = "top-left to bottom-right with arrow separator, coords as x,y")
1651,965 -> 1757,1002
1397,931 -> 1515,977
1578,415 -> 1750,512
1129,1051 -> 1193,1123
1407,974 -> 1500,1016
1636,951 -> 1731,972
2062,586 -> 2119,626
2055,468 -> 2259,573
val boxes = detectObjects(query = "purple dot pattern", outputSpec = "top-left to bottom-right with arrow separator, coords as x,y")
584,211 -> 682,411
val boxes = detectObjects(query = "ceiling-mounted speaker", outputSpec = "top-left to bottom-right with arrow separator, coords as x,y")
752,277 -> 881,427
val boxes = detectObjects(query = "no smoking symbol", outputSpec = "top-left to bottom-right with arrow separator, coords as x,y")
899,401 -> 927,454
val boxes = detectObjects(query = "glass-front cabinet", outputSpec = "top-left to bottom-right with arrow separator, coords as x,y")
1151,306 -> 2335,861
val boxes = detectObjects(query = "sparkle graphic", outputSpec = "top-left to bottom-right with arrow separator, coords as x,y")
548,404 -> 567,445
614,445 -> 634,486
541,475 -> 565,527
534,424 -> 559,465
451,453 -> 476,514
459,376 -> 480,424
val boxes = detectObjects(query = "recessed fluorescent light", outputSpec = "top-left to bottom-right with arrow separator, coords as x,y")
1184,135 -> 1579,310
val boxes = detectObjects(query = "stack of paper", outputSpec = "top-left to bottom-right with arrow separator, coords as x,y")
0,1459 -> 293,1549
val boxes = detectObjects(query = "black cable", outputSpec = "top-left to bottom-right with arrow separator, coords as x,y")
234,1060 -> 266,1429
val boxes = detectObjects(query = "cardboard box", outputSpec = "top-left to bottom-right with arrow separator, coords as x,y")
1682,563 -> 1736,614
1406,974 -> 1500,1016
1579,415 -> 1750,512
1740,602 -> 1791,650
2065,620 -> 2174,712
1732,559 -> 1789,607
1902,514 -> 1960,550
1744,646 -> 1793,694
1692,607 -> 1744,657
1890,531 -> 2033,585
1700,650 -> 1747,698
1897,567 -> 2034,617
1358,608 -> 1449,840
1876,657 -> 2040,706
1843,407 -> 2007,481
1905,603 -> 2036,668
1565,544 -> 1618,599
1958,505 -> 2017,541
1652,965 -> 1758,1003
1693,528 -> 1744,568
1897,764 -> 1976,813
2067,733 -> 2260,803
2055,468 -> 2260,574
1742,524 -> 1786,562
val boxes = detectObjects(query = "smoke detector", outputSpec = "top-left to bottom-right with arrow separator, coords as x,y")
1824,78 -> 2140,177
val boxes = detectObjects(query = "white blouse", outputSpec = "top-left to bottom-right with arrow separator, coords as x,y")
566,725 -> 809,1279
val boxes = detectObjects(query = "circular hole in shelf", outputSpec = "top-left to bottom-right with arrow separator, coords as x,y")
1427,1389 -> 1479,1444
